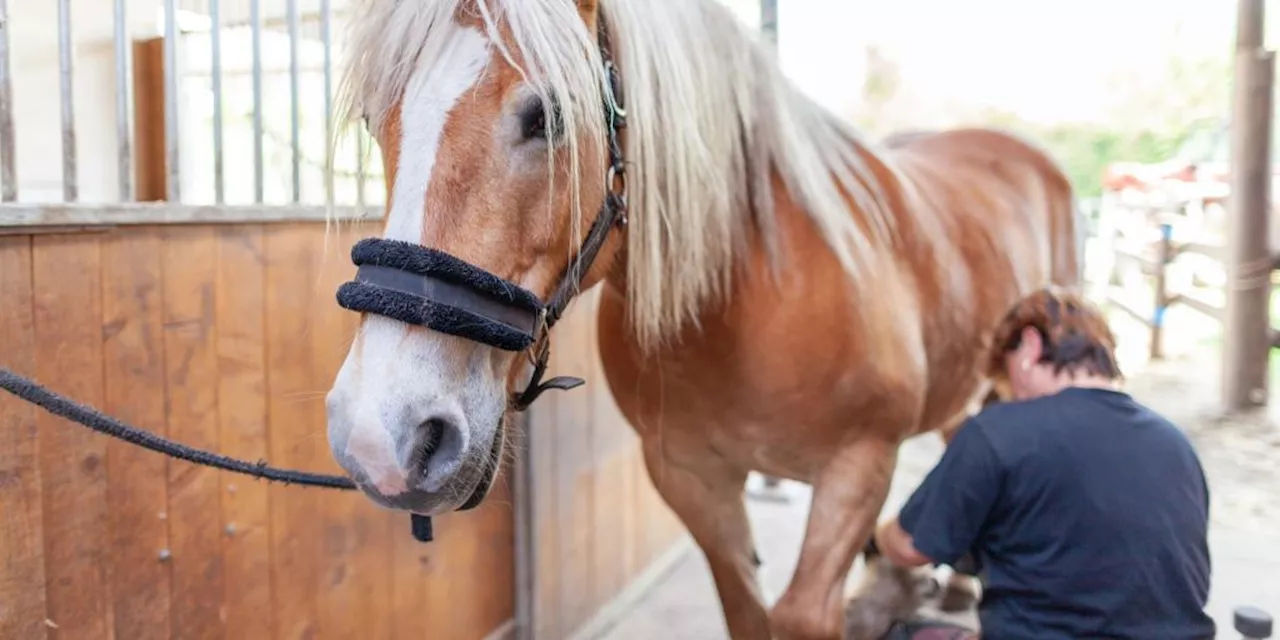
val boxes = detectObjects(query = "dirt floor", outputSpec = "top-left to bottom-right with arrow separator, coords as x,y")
595,302 -> 1280,639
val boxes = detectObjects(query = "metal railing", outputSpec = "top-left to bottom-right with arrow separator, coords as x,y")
0,0 -> 381,223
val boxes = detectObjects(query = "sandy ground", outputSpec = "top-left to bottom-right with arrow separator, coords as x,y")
595,302 -> 1280,639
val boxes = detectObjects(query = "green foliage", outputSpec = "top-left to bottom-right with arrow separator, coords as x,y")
975,111 -> 1196,198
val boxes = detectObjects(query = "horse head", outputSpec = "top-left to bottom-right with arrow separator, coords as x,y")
324,0 -> 622,516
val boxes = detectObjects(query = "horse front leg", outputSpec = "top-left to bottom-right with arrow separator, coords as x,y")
770,436 -> 900,640
640,436 -> 771,640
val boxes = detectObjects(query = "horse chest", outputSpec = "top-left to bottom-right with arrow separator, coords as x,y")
595,301 -> 893,478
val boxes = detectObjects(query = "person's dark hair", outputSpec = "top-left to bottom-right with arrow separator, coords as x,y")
984,287 -> 1123,381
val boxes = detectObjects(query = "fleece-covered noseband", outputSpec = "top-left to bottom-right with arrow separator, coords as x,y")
337,238 -> 545,352
336,16 -> 628,415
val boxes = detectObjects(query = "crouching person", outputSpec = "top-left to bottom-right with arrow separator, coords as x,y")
858,288 -> 1216,640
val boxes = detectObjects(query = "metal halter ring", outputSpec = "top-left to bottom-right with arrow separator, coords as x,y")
606,163 -> 627,200
605,163 -> 628,227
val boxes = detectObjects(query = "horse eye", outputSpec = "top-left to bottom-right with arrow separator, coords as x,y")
520,96 -> 562,142
521,105 -> 545,140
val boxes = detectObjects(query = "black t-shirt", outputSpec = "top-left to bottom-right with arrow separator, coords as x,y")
898,387 -> 1215,640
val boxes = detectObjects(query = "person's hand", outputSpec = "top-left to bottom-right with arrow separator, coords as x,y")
875,516 -> 933,569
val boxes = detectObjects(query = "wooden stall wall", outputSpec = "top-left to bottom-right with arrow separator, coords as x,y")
0,222 -> 515,640
524,290 -> 689,640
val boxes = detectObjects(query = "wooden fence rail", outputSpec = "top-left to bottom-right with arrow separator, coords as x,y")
1101,207 -> 1280,363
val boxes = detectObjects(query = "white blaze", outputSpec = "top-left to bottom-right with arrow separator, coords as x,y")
339,24 -> 492,487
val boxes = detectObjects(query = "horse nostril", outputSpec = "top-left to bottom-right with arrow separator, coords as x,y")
411,418 -> 447,478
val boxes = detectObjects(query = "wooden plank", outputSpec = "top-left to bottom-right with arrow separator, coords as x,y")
473,465 -> 517,637
100,228 -> 172,639
531,356 -> 562,638
617,440 -> 639,586
311,229 -> 392,640
1106,293 -> 1154,328
588,296 -> 625,605
31,234 -> 110,638
423,513 -> 459,639
0,225 -> 116,236
388,517 -> 430,639
0,236 -> 48,640
559,306 -> 596,634
1177,241 -> 1225,262
0,203 -> 381,227
1111,247 -> 1158,275
215,225 -> 274,639
626,447 -> 646,579
161,226 -> 226,639
417,426 -> 515,635
264,223 -> 320,640
1169,293 -> 1224,322
132,38 -> 165,202
386,517 -> 427,640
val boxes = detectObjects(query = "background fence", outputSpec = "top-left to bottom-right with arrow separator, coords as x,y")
1092,189 -> 1280,404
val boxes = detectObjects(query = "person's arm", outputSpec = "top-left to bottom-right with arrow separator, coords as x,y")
874,515 -> 932,568
874,418 -> 1004,568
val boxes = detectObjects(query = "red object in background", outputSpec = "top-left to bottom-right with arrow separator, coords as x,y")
1099,119 -> 1279,201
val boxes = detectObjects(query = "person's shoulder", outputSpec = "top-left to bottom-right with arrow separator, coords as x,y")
965,389 -> 1109,455
977,388 -> 1202,457
969,391 -> 1065,433
1120,395 -> 1203,454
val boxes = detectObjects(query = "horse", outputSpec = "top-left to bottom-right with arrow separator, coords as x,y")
321,0 -> 1082,638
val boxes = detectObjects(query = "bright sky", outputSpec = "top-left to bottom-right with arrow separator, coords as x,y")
722,0 -> 1249,123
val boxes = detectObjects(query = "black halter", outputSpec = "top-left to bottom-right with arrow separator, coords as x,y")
336,21 -> 627,415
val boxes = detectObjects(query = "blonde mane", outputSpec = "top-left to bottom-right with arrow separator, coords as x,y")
335,0 -> 893,351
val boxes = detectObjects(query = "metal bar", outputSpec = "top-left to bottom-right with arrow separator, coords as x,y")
251,0 -> 264,203
163,0 -> 179,202
322,0 -> 334,206
211,0 -> 225,203
0,0 -> 17,201
113,0 -> 132,200
287,0 -> 301,202
58,0 -> 77,202
1223,0 -> 1274,411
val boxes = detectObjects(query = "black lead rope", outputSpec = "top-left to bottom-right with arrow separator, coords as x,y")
0,367 -> 357,489
0,367 -> 439,543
